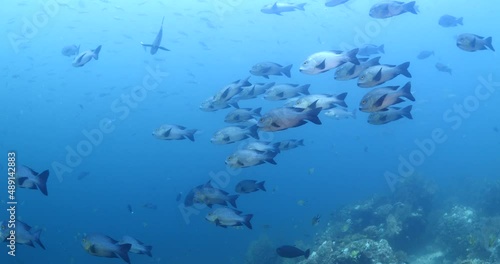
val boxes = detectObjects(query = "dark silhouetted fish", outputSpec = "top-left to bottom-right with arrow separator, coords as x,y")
141,17 -> 169,54
438,14 -> 463,27
276,245 -> 310,259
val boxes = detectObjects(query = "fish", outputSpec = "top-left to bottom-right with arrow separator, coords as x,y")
293,93 -> 348,110
357,44 -> 385,57
235,180 -> 266,194
205,207 -> 253,229
72,45 -> 102,67
264,83 -> 310,100
3,220 -> 45,249
368,105 -> 413,125
152,124 -> 197,141
456,34 -> 495,52
236,83 -> 274,100
274,139 -> 304,151
225,149 -> 277,168
359,82 -> 415,112
118,236 -> 153,257
200,77 -> 251,111
300,48 -> 359,75
325,0 -> 349,7
417,50 -> 434,60
258,105 -> 322,132
191,181 -> 239,208
261,2 -> 306,15
211,125 -> 259,144
61,44 -> 80,56
82,233 -> 132,264
335,56 -> 381,81
357,62 -> 412,88
324,108 -> 357,120
276,245 -> 310,259
369,1 -> 418,19
243,141 -> 280,154
438,14 -> 463,27
311,214 -> 321,226
225,108 -> 262,123
435,63 -> 452,75
141,17 -> 169,54
250,62 -> 292,79
16,165 -> 49,196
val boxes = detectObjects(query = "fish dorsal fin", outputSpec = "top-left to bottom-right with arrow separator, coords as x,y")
373,68 -> 382,81
272,2 -> 278,10
316,59 -> 326,70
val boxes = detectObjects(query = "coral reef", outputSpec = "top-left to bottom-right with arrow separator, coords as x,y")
245,235 -> 282,264
297,239 -> 398,264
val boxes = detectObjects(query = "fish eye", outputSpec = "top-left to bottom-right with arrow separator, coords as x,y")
361,100 -> 366,104
360,76 -> 365,80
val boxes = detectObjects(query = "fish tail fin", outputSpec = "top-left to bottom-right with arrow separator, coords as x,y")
304,249 -> 311,259
243,214 -> 253,229
36,170 -> 50,196
299,84 -> 311,95
485,37 -> 495,51
400,105 -> 413,120
185,129 -> 197,142
33,230 -> 46,250
253,107 -> 262,116
115,244 -> 132,264
305,107 -> 322,125
398,61 -> 412,78
248,125 -> 260,139
144,245 -> 153,257
379,44 -> 385,54
93,45 -> 102,60
257,181 -> 266,192
282,64 -> 293,78
296,3 -> 306,11
346,48 -> 360,65
265,156 -> 277,165
457,17 -> 463,25
336,92 -> 348,108
399,82 -> 415,101
228,195 -> 239,208
405,1 -> 418,14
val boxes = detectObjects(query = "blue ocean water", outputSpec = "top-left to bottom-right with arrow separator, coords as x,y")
1,0 -> 499,263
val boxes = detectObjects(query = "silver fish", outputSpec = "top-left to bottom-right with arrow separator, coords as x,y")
225,149 -> 277,168
293,93 -> 348,110
357,62 -> 412,88
456,34 -> 495,52
235,180 -> 266,194
368,105 -> 413,125
358,44 -> 385,57
261,2 -> 306,15
335,56 -> 381,81
250,62 -> 292,79
152,124 -> 197,141
205,207 -> 253,229
72,45 -> 102,67
369,1 -> 418,19
61,44 -> 80,56
300,48 -> 359,75
82,233 -> 132,264
435,63 -> 452,75
236,83 -> 274,100
264,83 -> 310,100
16,165 -> 49,196
438,15 -> 463,27
141,17 -> 169,54
211,125 -> 259,144
359,82 -> 414,112
258,105 -> 322,132
118,236 -> 152,257
324,108 -> 357,120
224,108 -> 262,123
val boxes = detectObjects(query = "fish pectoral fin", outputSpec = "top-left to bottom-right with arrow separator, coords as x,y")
316,59 -> 326,70
140,42 -> 153,47
237,161 -> 245,166
374,94 -> 387,107
158,46 -> 170,51
163,128 -> 172,137
373,68 -> 382,81
271,122 -> 280,128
